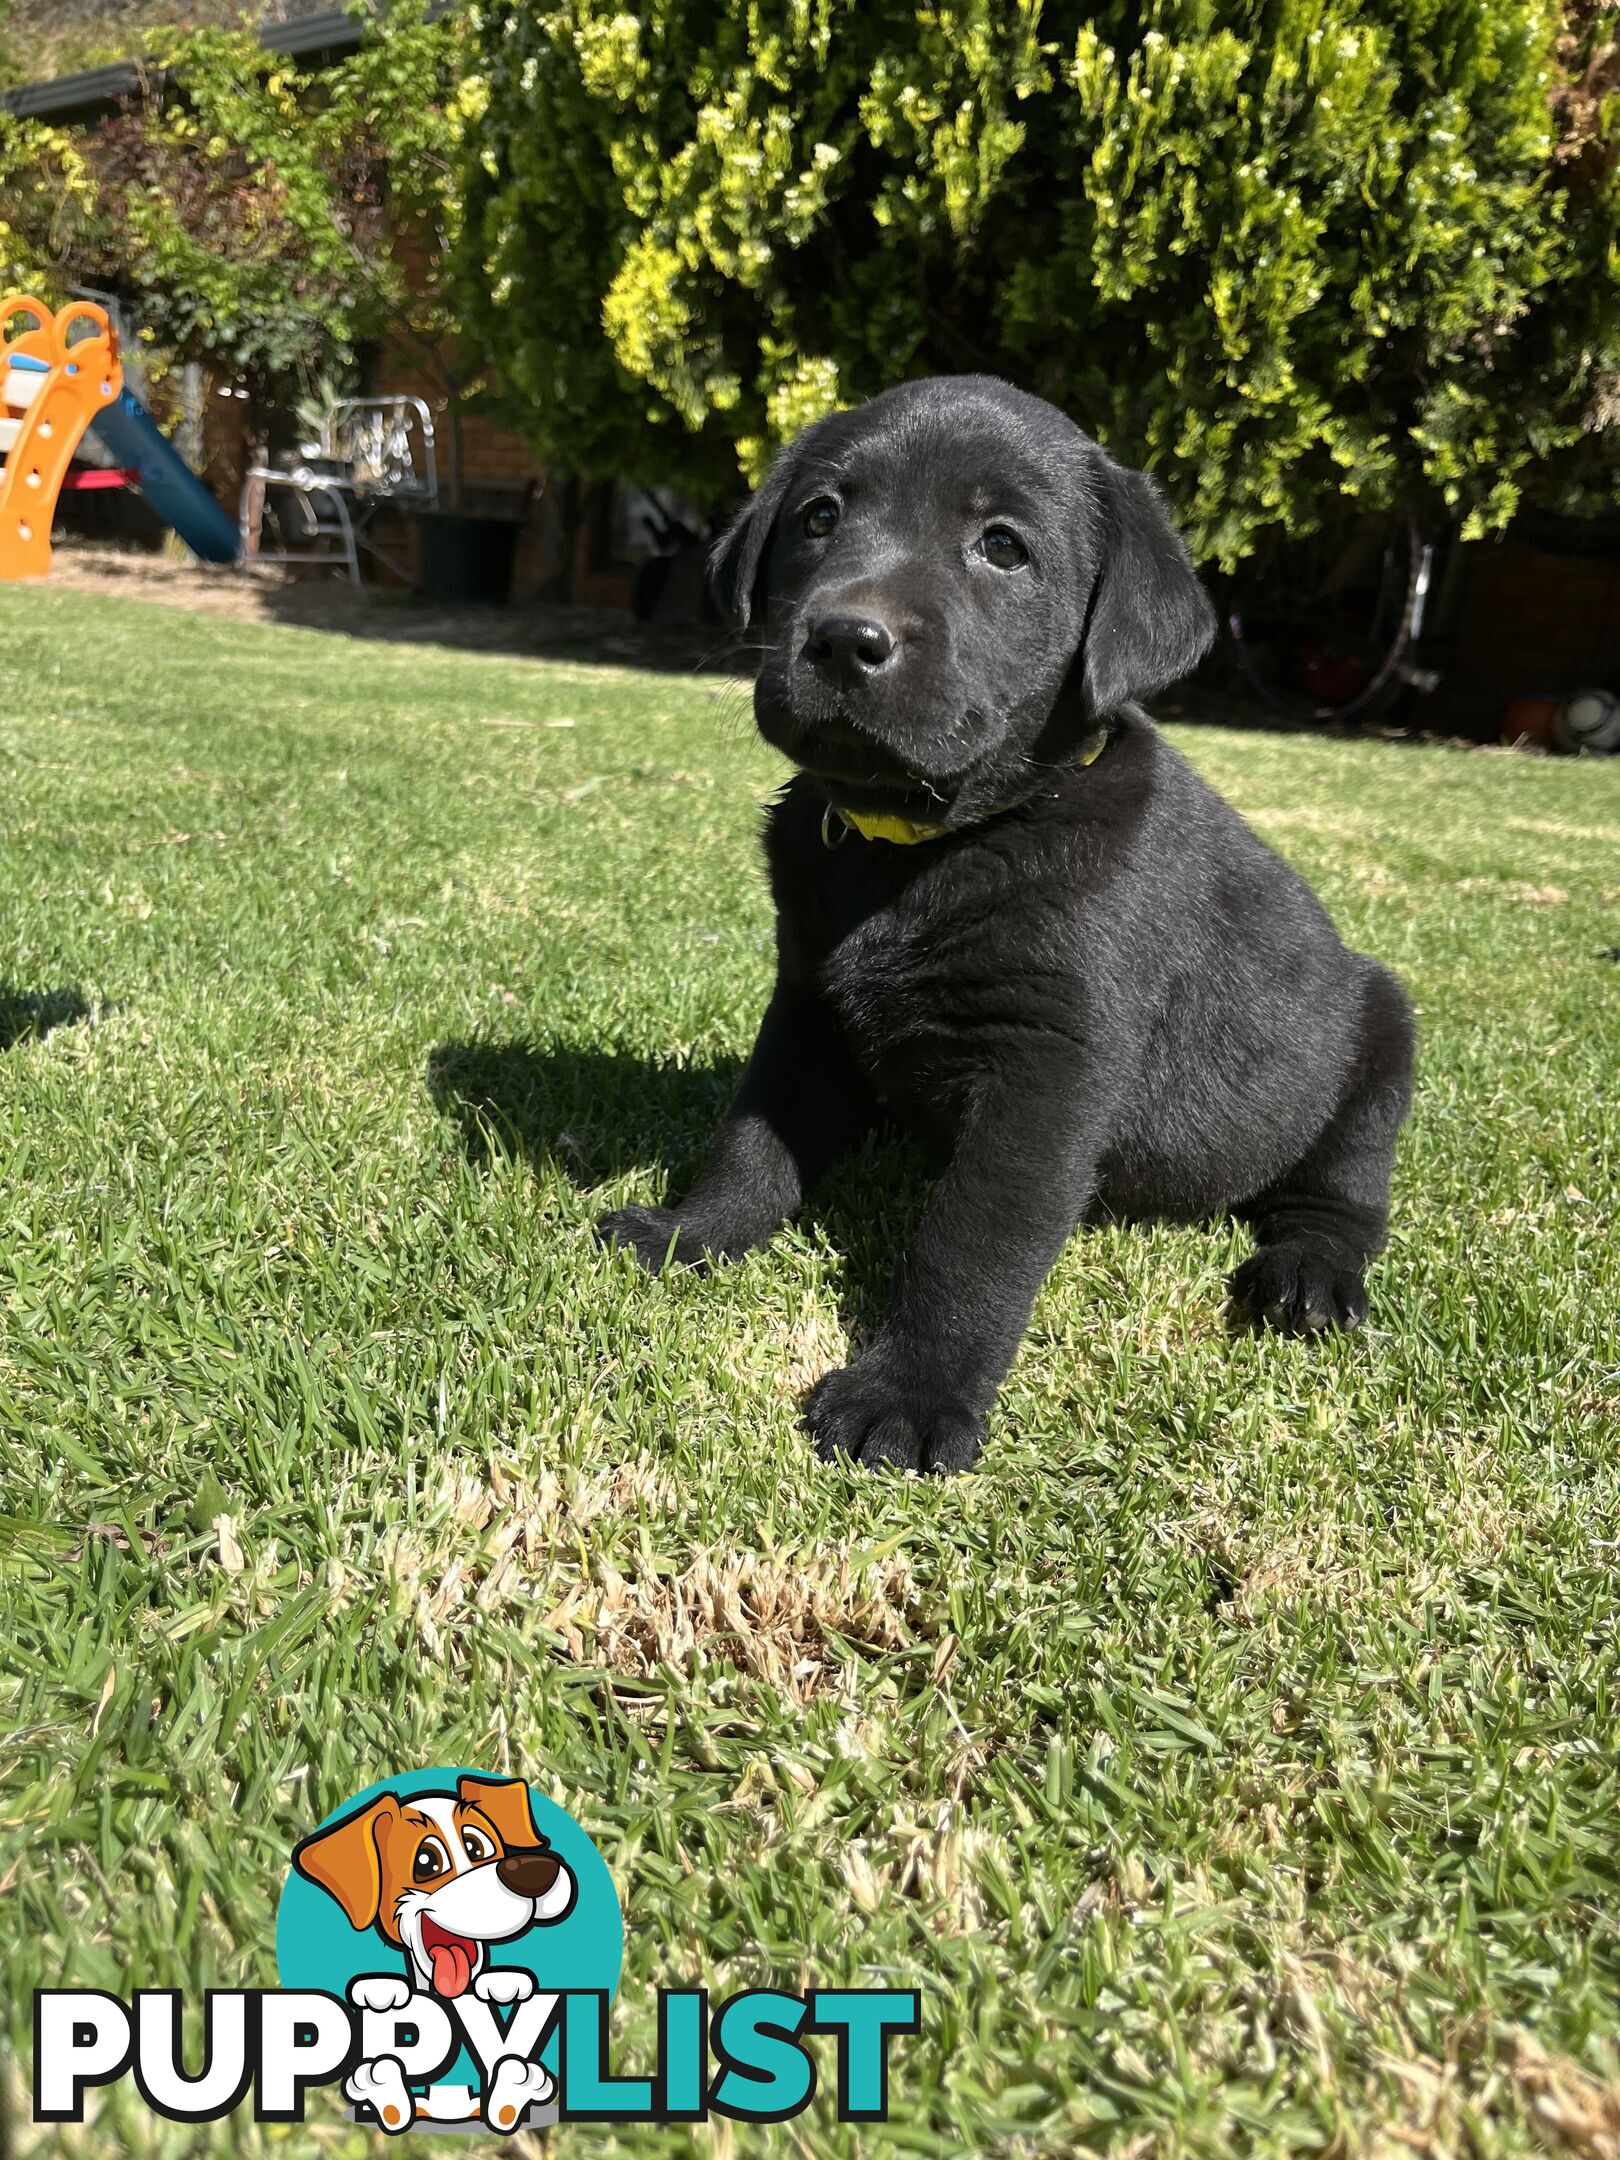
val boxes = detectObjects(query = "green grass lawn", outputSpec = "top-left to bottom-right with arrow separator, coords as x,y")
2,585 -> 1618,2158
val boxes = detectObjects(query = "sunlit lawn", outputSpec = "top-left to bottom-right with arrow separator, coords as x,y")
2,585 -> 1618,2156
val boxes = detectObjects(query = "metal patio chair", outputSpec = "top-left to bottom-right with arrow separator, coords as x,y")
239,393 -> 436,585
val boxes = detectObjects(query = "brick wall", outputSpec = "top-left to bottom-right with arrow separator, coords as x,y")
1429,531 -> 1620,738
365,344 -> 555,596
368,222 -> 621,603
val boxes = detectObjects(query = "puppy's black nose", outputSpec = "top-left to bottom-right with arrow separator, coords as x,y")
496,1846 -> 561,1898
804,614 -> 896,684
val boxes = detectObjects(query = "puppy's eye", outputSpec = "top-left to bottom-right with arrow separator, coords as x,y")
461,1829 -> 493,1864
979,525 -> 1028,571
412,1838 -> 451,1883
802,496 -> 840,540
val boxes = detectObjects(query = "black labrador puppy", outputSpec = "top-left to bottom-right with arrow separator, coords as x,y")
600,376 -> 1414,1474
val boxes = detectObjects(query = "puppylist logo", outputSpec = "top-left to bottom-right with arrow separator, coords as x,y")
33,1766 -> 920,2134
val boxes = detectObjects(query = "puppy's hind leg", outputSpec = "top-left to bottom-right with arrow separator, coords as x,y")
1230,965 -> 1414,1335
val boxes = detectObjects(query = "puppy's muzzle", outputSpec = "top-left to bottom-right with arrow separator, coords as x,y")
496,1846 -> 563,1898
803,613 -> 896,688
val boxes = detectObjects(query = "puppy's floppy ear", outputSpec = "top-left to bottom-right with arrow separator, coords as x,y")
292,1793 -> 400,1930
1081,454 -> 1216,719
457,1773 -> 542,1851
707,444 -> 803,631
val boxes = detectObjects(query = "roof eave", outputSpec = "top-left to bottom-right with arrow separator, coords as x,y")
1,8 -> 380,124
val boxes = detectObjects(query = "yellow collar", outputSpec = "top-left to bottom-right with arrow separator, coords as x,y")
824,731 -> 1108,848
830,806 -> 954,845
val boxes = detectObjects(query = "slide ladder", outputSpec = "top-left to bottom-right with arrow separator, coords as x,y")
1,296 -> 122,581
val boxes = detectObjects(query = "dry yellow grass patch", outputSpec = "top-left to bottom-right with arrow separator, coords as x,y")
1366,2020 -> 1620,2160
716,1290 -> 850,1405
776,1296 -> 850,1397
1497,2029 -> 1620,2160
843,1808 -> 1004,1934
1241,807 -> 1380,838
363,1459 -> 930,1698
549,1548 -> 930,1701
1454,877 -> 1571,905
1249,1949 -> 1620,2160
372,1460 -> 681,1656
1180,1477 -> 1517,1634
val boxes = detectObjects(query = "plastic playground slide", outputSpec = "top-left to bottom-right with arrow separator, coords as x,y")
1,294 -> 239,579
92,389 -> 240,566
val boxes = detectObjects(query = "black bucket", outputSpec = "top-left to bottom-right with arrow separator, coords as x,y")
413,510 -> 521,604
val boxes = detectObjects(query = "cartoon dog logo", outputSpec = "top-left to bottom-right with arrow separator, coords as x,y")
292,1773 -> 576,2131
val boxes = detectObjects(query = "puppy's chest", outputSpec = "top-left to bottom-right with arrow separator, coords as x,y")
817,908 -> 956,1048
798,871 -> 1033,1094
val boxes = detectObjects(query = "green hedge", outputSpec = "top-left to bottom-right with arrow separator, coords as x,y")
462,0 -> 1620,566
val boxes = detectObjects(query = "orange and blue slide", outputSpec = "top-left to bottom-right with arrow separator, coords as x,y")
1,293 -> 239,580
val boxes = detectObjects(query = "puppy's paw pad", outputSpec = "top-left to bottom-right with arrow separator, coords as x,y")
595,1205 -> 709,1273
1230,1243 -> 1367,1336
805,1364 -> 983,1475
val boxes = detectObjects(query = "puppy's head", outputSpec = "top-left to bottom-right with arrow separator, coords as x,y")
292,1775 -> 576,1998
712,376 -> 1214,825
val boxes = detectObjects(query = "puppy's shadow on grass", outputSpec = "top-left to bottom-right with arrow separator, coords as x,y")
429,1037 -> 741,1188
0,985 -> 91,1051
427,1035 -> 933,1331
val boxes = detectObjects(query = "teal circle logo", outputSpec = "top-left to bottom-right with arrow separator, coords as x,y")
275,1768 -> 621,2130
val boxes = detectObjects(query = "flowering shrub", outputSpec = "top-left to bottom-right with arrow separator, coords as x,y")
462,0 -> 1620,562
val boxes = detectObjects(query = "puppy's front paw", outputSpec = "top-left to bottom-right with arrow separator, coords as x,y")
1229,1240 -> 1368,1336
348,1974 -> 413,2013
346,2058 -> 415,2134
805,1357 -> 984,1474
595,1204 -> 711,1272
484,2055 -> 554,2132
474,1967 -> 536,2006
